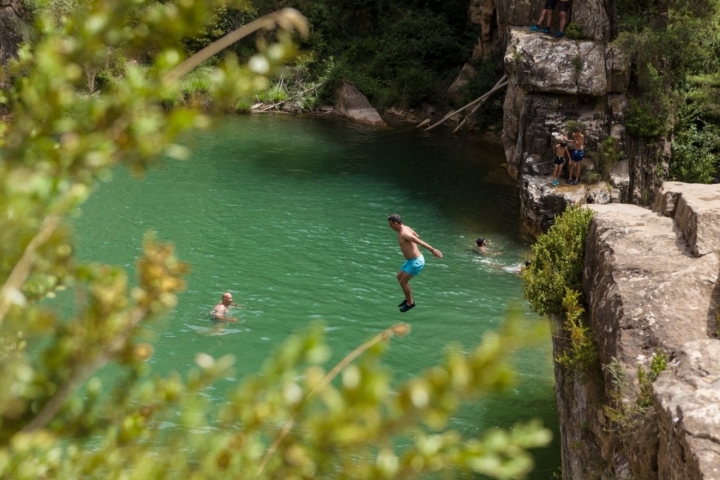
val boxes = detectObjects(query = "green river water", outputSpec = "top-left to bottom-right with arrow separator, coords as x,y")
71,114 -> 560,477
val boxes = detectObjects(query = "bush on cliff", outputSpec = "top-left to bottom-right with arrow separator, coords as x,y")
521,207 -> 595,317
555,289 -> 598,375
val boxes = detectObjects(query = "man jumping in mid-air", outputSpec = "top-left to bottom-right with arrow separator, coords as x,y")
387,213 -> 443,312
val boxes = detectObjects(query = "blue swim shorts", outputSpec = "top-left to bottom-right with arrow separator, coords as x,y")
571,149 -> 585,162
400,256 -> 425,276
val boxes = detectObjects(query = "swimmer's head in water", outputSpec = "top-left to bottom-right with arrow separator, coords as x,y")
476,237 -> 486,247
388,213 -> 403,224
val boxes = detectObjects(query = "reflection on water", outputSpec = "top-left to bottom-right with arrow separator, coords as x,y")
72,114 -> 560,478
187,319 -> 247,336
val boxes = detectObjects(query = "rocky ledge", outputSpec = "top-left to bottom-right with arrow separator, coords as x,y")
558,182 -> 720,479
502,27 -> 631,237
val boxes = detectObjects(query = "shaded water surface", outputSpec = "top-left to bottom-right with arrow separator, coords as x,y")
73,115 -> 560,477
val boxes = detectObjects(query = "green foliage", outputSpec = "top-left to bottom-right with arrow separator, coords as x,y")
0,1 -> 552,477
565,120 -> 585,135
571,55 -> 582,74
235,99 -> 253,113
614,0 -> 664,32
521,207 -> 595,316
255,82 -> 289,103
555,289 -> 598,375
564,23 -> 587,40
596,136 -> 623,176
670,123 -> 720,182
614,0 -> 720,156
686,72 -> 720,124
331,9 -> 472,106
625,95 -> 672,138
669,98 -> 720,183
582,170 -> 603,185
603,351 -> 669,435
318,56 -> 386,105
623,63 -> 672,138
602,359 -> 638,432
296,1 -> 478,107
636,350 -> 668,408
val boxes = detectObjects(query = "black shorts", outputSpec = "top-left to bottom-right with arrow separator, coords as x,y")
554,156 -> 565,166
544,0 -> 557,9
559,1 -> 570,12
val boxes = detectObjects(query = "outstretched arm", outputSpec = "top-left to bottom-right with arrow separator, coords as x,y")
404,232 -> 443,257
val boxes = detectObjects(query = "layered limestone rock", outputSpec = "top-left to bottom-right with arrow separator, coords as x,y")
499,0 -> 667,233
556,183 -> 720,479
654,182 -> 720,257
334,82 -> 386,126
497,0 -> 610,42
505,31 -> 608,96
502,27 -> 631,236
654,340 -> 720,480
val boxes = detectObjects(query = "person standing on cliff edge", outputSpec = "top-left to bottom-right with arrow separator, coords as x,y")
529,0 -> 570,37
567,126 -> 585,185
387,213 -> 443,312
551,134 -> 571,186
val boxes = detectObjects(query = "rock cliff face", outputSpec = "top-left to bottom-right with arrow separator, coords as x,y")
494,0 -> 669,237
488,2 -> 720,477
555,183 -> 720,479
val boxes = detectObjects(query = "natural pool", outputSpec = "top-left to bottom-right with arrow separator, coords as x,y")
72,114 -> 561,477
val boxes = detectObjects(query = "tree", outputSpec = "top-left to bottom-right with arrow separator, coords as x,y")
614,0 -> 720,180
0,1 -> 550,477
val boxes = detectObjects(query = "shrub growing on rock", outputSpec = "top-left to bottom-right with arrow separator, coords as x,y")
521,206 -> 595,316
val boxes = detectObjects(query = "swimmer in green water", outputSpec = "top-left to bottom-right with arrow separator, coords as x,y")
210,292 -> 241,321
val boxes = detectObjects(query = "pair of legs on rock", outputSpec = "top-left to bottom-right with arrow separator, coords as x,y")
551,155 -> 565,185
529,0 -> 570,37
567,149 -> 584,184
